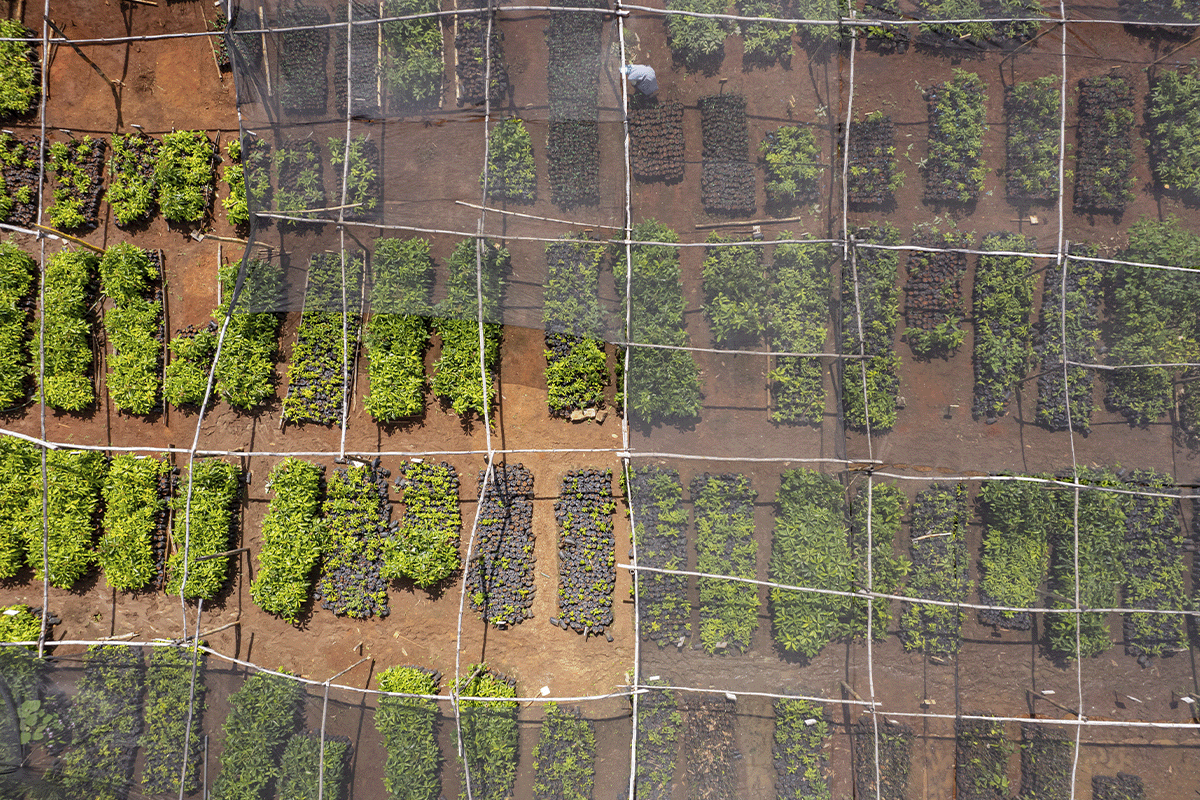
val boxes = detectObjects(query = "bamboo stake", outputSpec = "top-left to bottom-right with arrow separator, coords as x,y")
31,223 -> 104,254
377,0 -> 384,112
195,546 -> 249,562
259,6 -> 271,97
216,243 -> 223,307
157,250 -> 168,428
695,215 -> 806,230
122,0 -> 158,7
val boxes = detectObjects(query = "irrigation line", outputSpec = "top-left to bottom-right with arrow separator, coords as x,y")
336,0 -> 356,461
1065,359 -> 1200,370
177,598 -> 203,800
867,470 -> 1197,501
615,9 -> 642,797
615,4 -> 1049,25
617,562 -> 1200,618
859,242 -> 1200,276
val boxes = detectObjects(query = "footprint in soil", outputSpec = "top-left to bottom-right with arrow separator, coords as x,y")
132,72 -> 156,94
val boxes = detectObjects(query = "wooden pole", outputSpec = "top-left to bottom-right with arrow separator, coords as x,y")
32,223 -> 105,254
259,7 -> 272,97
695,215 -> 806,230
195,546 -> 249,562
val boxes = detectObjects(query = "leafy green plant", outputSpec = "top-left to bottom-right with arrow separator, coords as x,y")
972,233 -> 1035,420
222,138 -> 248,226
384,460 -> 461,588
847,112 -> 903,205
1149,60 -> 1200,194
54,646 -> 144,800
142,646 -> 206,795
375,666 -> 441,800
156,130 -> 216,223
635,680 -> 681,800
0,436 -> 38,578
381,0 -> 443,107
1106,216 -> 1200,424
841,224 -> 901,431
1036,245 -> 1102,433
544,237 -> 607,417
533,702 -> 596,800
100,243 -> 163,414
163,326 -> 216,407
330,135 -> 380,217
482,119 -> 536,202
847,482 -> 909,639
365,237 -> 434,422
759,126 -> 821,205
212,670 -> 304,800
770,468 -> 852,658
1074,72 -> 1135,213
275,139 -> 324,224
1121,470 -> 1185,658
318,465 -> 391,619
23,449 -> 108,589
47,136 -> 105,231
904,226 -> 970,359
215,258 -> 283,410
702,234 -> 767,346
98,454 -> 171,591
40,248 -> 97,411
692,472 -> 759,654
279,733 -> 351,800
615,220 -> 702,423
956,717 -> 1009,800
0,604 -> 41,644
738,0 -> 795,63
107,132 -> 160,225
165,458 -> 241,600
766,237 -> 830,425
431,239 -> 505,421
666,0 -> 731,68
923,70 -> 988,203
900,483 -> 971,658
0,19 -> 38,117
1005,76 -> 1060,200
251,458 -> 323,623
978,478 -> 1050,630
774,697 -> 829,800
0,240 -> 34,408
454,665 -> 519,800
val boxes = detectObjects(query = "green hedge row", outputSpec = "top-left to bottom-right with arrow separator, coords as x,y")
842,224 -> 901,431
166,458 -> 241,600
543,236 -> 608,417
533,702 -> 596,800
900,483 -> 970,657
627,465 -> 690,647
375,665 -> 441,800
848,482 -> 909,639
365,237 -> 434,422
692,472 -> 759,654
0,240 -> 34,408
383,460 -> 461,588
100,243 -> 163,415
454,665 -> 519,800
98,454 -> 170,591
40,248 -> 97,411
142,646 -> 206,795
212,670 -> 304,800
767,238 -> 830,425
251,457 -> 324,623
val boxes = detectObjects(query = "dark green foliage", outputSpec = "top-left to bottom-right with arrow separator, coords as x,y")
847,113 -> 902,205
770,468 -> 851,658
483,119 -> 536,202
978,478 -> 1050,630
635,681 -> 681,800
278,733 -> 351,800
165,458 -> 241,600
99,454 -> 170,592
54,646 -> 144,800
533,703 -> 596,800
284,252 -> 364,426
1122,470 -> 1185,658
923,70 -> 988,203
275,139 -> 325,223
330,136 -> 380,219
545,1 -> 602,207
766,238 -> 830,425
216,258 -> 283,410
47,137 -> 105,231
544,237 -> 607,417
848,482 -> 909,639
384,460 -> 461,588
1046,469 -> 1125,658
555,469 -> 616,633
467,464 -> 536,627
900,483 -> 970,657
381,0 -> 443,109
700,94 -> 754,215
972,233 -> 1035,420
1004,76 -> 1060,200
1092,774 -> 1144,800
774,698 -> 829,800
1074,73 -> 1135,213
375,666 -> 441,800
365,237 -> 434,422
1017,724 -> 1072,800
616,220 -> 702,423
0,646 -> 44,784
278,6 -> 329,113
454,666 -> 518,800
142,646 -> 206,795
0,240 -> 34,408
666,0 -> 731,68
917,0 -> 1044,42
759,126 -> 820,205
156,130 -> 217,224
904,227 -> 970,359
0,436 -> 38,578
432,239 -> 505,420
0,19 -> 38,117
702,234 -> 766,346
222,138 -> 247,226
1036,245 -> 1101,433
107,132 -> 160,225
1149,60 -> 1200,193
318,465 -> 391,619
251,458 -> 324,623
692,473 -> 759,654
956,717 -> 1010,800
163,326 -> 216,407
841,224 -> 901,431
1107,216 -> 1200,424
40,248 -> 97,411
0,132 -> 39,225
100,243 -> 163,415
852,718 -> 912,800
212,671 -> 304,800
627,466 -> 690,647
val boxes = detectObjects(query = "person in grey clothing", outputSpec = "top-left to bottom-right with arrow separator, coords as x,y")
621,64 -> 658,97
